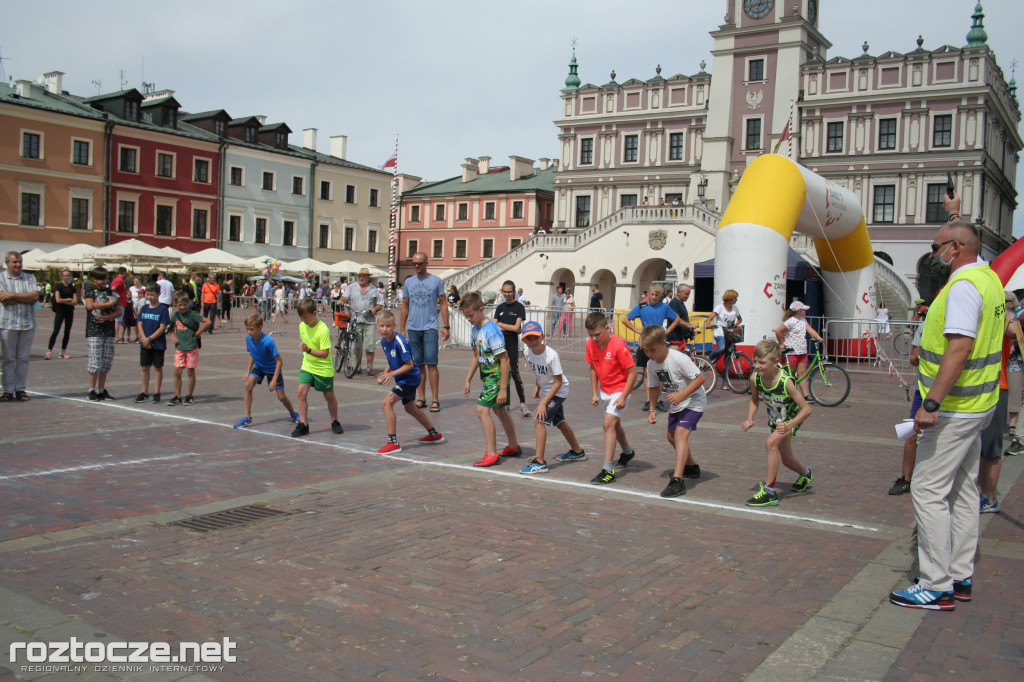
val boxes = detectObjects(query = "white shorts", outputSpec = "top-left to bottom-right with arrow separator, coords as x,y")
599,389 -> 631,418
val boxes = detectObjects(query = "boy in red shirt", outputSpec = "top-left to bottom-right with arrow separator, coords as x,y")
584,312 -> 638,484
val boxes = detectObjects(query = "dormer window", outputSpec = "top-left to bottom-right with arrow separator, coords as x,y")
214,120 -> 226,137
125,100 -> 138,120
245,127 -> 257,143
162,108 -> 177,127
275,132 -> 286,148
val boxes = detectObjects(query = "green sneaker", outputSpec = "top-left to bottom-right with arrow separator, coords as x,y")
746,482 -> 779,507
590,468 -> 616,485
791,470 -> 813,492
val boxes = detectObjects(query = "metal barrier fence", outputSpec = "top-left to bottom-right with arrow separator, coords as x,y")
823,318 -> 921,392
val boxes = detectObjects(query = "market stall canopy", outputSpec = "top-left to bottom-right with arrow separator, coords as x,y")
279,257 -> 330,275
326,259 -> 363,275
92,239 -> 179,264
39,243 -> 97,268
359,264 -> 388,277
247,274 -> 307,284
182,248 -> 256,270
19,248 -> 51,270
160,246 -> 188,260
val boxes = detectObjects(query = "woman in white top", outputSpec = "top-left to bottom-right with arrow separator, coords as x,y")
560,291 -> 576,336
704,289 -> 742,363
875,302 -> 891,339
775,300 -> 824,378
272,284 -> 286,323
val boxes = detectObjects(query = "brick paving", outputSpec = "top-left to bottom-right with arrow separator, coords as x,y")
0,309 -> 1021,680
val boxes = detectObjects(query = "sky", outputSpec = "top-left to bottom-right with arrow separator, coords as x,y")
3,0 -> 1022,233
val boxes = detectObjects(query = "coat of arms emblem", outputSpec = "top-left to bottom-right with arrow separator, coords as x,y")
649,230 -> 667,250
746,88 -> 763,110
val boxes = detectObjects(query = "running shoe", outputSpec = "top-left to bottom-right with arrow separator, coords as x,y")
1005,437 -> 1023,456
615,448 -> 636,468
746,482 -> 779,507
167,396 -> 183,406
291,411 -> 301,424
953,577 -> 972,602
151,393 -> 161,404
683,464 -> 701,479
661,477 -> 686,498
233,416 -> 253,429
417,432 -> 446,444
520,459 -> 549,475
88,391 -> 100,401
499,445 -> 523,458
59,352 -> 70,359
889,476 -> 910,495
377,442 -> 402,455
331,420 -> 344,434
555,449 -> 587,462
590,469 -> 616,485
979,494 -> 1000,514
183,395 -> 195,406
291,422 -> 310,438
135,393 -> 148,403
473,453 -> 500,467
45,351 -> 51,360
520,405 -> 531,418
791,470 -> 813,492
99,390 -> 114,401
889,583 -> 955,610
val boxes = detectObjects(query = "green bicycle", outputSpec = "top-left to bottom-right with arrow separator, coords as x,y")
780,341 -> 851,407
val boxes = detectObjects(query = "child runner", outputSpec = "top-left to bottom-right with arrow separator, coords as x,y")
135,288 -> 170,404
83,267 -> 122,401
584,311 -> 638,484
741,339 -> 814,506
167,291 -> 211,406
640,325 -> 706,497
460,291 -> 521,466
519,321 -> 585,474
294,298 -> 343,437
234,313 -> 300,429
374,309 -> 445,453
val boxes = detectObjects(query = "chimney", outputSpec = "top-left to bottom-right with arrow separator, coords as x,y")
303,128 -> 318,150
461,158 -> 479,183
14,80 -> 32,98
509,155 -> 536,181
539,157 -> 550,170
43,71 -> 64,94
478,155 -> 491,174
330,135 -> 348,160
255,115 -> 267,125
551,159 -> 559,169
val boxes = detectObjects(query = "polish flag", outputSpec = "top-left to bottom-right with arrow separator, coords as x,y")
778,119 -> 791,141
379,151 -> 397,170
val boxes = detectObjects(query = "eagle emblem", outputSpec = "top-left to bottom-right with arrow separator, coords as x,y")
746,88 -> 763,110
649,230 -> 668,250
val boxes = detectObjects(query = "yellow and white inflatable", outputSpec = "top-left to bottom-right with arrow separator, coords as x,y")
716,154 -> 876,345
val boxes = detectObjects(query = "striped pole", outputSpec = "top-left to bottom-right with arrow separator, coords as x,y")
388,135 -> 399,307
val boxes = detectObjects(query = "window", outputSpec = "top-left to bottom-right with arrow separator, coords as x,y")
370,188 -> 379,207
229,166 -> 243,186
435,204 -> 445,221
283,220 -> 294,246
926,184 -> 947,223
621,194 -> 638,208
368,229 -> 378,253
344,226 -> 355,250
192,209 -> 208,238
669,133 -> 684,160
624,135 -> 638,162
20,193 -> 41,225
320,180 -> 332,200
71,198 -> 89,230
262,171 -> 275,190
455,239 -> 467,259
458,203 -> 468,220
156,153 -> 174,178
119,146 -> 137,172
228,215 -> 241,242
509,238 -> 522,250
665,193 -> 682,204
482,239 -> 494,259
292,176 -> 304,195
432,239 -> 443,259
194,158 -> 209,183
580,138 -> 594,164
255,217 -> 267,243
72,140 -> 90,165
275,132 -> 286,148
245,127 -> 257,143
933,114 -> 952,147
124,100 -> 138,120
214,120 -> 226,137
410,205 -> 421,222
117,201 -> 135,233
826,122 -> 844,152
745,119 -> 762,150
575,195 -> 591,228
156,205 -> 173,236
878,119 -> 897,151
748,59 -> 765,82
512,201 -> 523,220
318,224 -> 329,249
872,185 -> 896,223
485,202 -> 495,220
22,132 -> 41,159
345,185 -> 356,203
407,239 -> 418,258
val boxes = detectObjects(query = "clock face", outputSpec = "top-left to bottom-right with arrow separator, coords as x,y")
808,0 -> 818,24
744,0 -> 775,20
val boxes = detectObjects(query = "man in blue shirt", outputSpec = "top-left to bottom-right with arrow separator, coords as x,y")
400,252 -> 450,412
623,284 -> 684,410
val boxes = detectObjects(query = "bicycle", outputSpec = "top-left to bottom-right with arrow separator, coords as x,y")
780,340 -> 851,407
707,327 -> 753,393
333,307 -> 362,379
630,334 -> 717,399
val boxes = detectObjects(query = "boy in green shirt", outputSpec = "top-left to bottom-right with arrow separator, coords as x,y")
168,291 -> 211,406
294,298 -> 343,437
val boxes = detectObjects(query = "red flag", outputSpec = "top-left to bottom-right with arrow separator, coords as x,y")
379,151 -> 397,170
779,119 -> 791,141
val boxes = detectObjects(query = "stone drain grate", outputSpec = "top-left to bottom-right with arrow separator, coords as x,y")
170,505 -> 294,532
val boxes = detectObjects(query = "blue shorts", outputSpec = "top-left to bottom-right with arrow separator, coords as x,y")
536,395 -> 567,427
668,408 -> 703,432
909,389 -> 922,419
408,328 -> 439,366
250,367 -> 284,390
391,382 -> 419,405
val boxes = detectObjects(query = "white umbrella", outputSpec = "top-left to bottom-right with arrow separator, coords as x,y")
326,259 -> 363,275
182,248 -> 255,270
39,243 -> 97,268
160,245 -> 188,260
280,257 -> 330,275
93,238 -> 177,264
20,248 -> 51,270
359,264 -> 388,277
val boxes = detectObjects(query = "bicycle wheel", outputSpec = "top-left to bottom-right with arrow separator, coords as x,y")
343,332 -> 362,379
723,352 -> 753,393
691,356 -> 716,396
808,362 -> 851,407
893,330 -> 914,356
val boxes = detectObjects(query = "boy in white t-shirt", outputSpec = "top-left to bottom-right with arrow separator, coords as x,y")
640,325 -> 707,497
519,321 -> 585,474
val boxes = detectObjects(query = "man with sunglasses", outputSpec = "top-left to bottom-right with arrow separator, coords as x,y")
889,193 -> 1004,612
401,253 -> 449,412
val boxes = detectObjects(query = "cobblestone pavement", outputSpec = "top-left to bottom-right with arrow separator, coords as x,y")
1,311 -> 1022,680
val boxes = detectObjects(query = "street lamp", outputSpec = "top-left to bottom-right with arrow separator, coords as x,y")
696,174 -> 708,202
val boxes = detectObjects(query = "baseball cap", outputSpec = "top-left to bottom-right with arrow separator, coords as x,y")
789,300 -> 811,311
521,320 -> 543,338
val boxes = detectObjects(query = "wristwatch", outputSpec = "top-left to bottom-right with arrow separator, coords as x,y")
443,325 -> 450,330
922,398 -> 940,413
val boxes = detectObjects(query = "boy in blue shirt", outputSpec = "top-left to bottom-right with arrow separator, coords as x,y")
135,288 -> 170,403
374,310 -> 445,454
234,313 -> 300,428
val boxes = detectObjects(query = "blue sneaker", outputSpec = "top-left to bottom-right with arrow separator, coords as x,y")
889,583 -> 955,610
980,495 -> 999,513
233,416 -> 253,429
520,459 -> 549,475
555,449 -> 587,463
953,577 -> 972,602
291,411 -> 301,424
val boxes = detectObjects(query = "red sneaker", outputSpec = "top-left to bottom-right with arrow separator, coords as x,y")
417,432 -> 446,444
473,453 -> 500,467
499,445 -> 523,458
376,442 -> 402,455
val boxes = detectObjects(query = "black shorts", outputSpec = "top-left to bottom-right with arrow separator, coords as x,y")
140,346 -> 166,368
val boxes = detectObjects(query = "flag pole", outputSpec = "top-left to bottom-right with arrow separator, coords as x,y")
387,134 -> 399,308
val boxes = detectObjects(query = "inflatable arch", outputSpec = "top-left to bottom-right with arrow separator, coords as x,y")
716,154 -> 876,345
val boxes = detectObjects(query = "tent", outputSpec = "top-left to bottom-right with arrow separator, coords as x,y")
359,264 -> 388,278
92,238 -> 179,265
20,248 -> 51,271
694,247 -> 816,279
326,259 -> 363,275
39,243 -> 97,268
280,257 -> 330,275
182,248 -> 256,271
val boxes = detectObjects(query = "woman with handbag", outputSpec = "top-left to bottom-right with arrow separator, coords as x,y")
704,289 -> 742,364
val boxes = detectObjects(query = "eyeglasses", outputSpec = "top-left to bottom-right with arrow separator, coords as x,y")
501,289 -> 515,294
930,239 -> 960,253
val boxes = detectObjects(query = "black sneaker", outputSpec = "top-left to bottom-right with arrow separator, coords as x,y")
183,395 -> 195,406
135,393 -> 148,403
152,393 -> 161,404
953,577 -> 972,602
615,448 -> 636,469
331,420 -> 344,434
590,469 -> 616,485
683,464 -> 701,479
291,422 -> 310,438
99,390 -> 114,401
791,470 -> 813,492
746,482 -> 779,507
661,477 -> 686,497
88,391 -> 100,401
889,476 -> 910,495
168,396 -> 183,406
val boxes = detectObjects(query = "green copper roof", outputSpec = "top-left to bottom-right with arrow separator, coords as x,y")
966,2 -> 988,47
563,51 -> 581,91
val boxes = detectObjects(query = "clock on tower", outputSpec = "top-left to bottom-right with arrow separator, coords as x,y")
743,0 -> 775,20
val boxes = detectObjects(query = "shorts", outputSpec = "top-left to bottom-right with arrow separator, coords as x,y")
536,395 -> 567,427
634,345 -> 650,368
668,408 -> 703,432
408,327 -> 439,366
174,349 -> 199,369
250,367 -> 284,390
910,389 -> 922,419
786,353 -> 809,369
391,382 -> 419,405
299,369 -> 334,393
355,322 -> 377,353
123,305 -> 135,327
1008,370 -> 1023,414
598,389 -> 631,418
478,372 -> 510,408
86,336 -> 115,374
980,388 -> 1008,460
769,418 -> 800,438
139,346 -> 165,368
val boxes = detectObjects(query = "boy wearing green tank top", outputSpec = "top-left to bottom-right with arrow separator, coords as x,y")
741,339 -> 814,507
